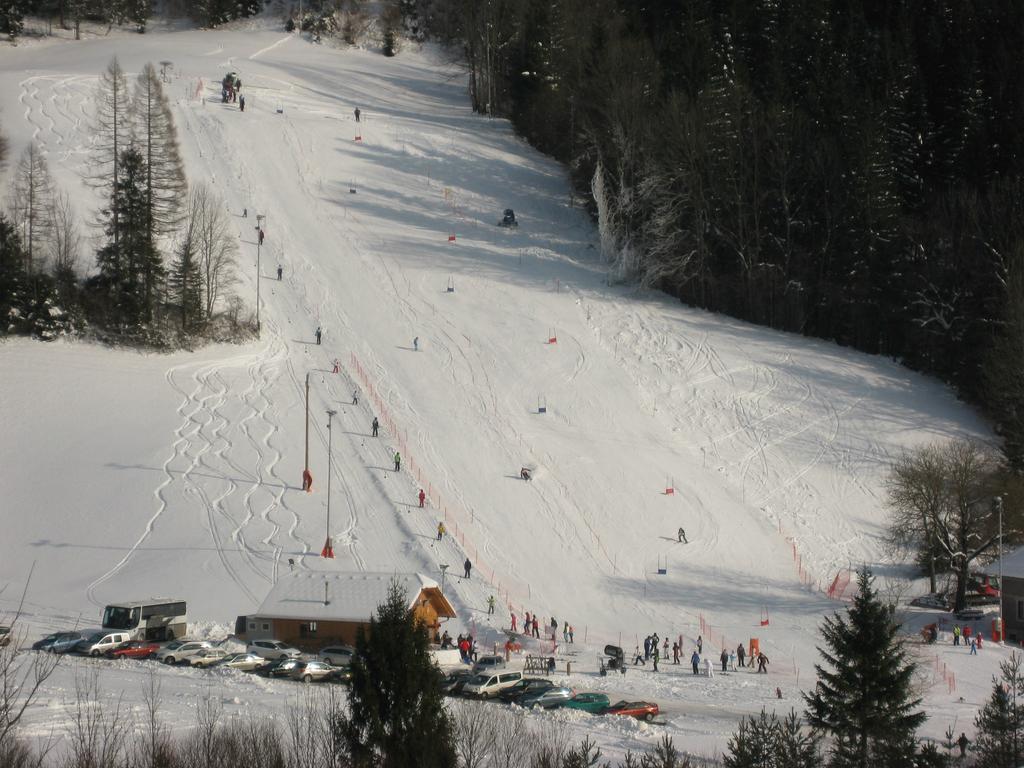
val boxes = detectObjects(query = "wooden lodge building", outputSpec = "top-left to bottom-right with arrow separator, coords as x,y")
239,571 -> 456,649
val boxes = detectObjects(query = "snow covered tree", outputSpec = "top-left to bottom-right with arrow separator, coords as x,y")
0,214 -> 27,334
0,120 -> 8,168
339,580 -> 456,768
724,709 -> 818,768
804,568 -> 925,768
132,63 -> 187,243
90,57 -> 132,250
974,654 -> 1024,767
0,0 -> 29,38
6,142 -> 56,275
887,444 -> 948,593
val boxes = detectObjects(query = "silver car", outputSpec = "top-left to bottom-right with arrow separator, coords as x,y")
290,660 -> 335,683
247,639 -> 302,660
317,645 -> 355,666
518,686 -> 574,709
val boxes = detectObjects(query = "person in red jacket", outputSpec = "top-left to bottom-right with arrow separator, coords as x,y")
418,489 -> 426,508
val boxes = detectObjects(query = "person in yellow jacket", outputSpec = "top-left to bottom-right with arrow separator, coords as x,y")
436,522 -> 446,541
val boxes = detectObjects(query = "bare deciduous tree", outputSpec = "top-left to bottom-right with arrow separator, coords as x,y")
7,143 -> 56,274
452,701 -> 495,768
184,184 -> 238,320
90,56 -> 132,249
64,670 -> 131,768
133,62 -> 187,244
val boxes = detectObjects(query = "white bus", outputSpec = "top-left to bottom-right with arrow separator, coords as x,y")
101,599 -> 187,641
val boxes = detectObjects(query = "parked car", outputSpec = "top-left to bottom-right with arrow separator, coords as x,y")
563,692 -> 610,714
109,640 -> 161,660
955,607 -> 987,621
75,631 -> 132,657
317,645 -> 355,666
911,593 -> 951,611
155,640 -> 213,665
497,678 -> 555,704
462,671 -> 524,699
190,648 -> 229,668
440,670 -> 475,696
330,666 -> 354,684
262,658 -> 303,678
221,653 -> 266,672
603,701 -> 660,722
519,686 -> 574,710
32,632 -> 83,653
472,654 -> 507,673
247,639 -> 302,660
0,626 -> 11,647
290,660 -> 335,683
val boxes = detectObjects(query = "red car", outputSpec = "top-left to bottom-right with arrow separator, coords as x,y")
603,700 -> 660,722
109,641 -> 160,660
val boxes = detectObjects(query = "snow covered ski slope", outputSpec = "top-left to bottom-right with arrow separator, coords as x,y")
0,24 -> 998,756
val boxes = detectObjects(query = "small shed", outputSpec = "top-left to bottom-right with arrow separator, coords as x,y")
242,571 -> 456,650
1000,548 -> 1024,643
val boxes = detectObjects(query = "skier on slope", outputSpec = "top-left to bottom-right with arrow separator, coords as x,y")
436,522 -> 445,540
418,489 -> 426,507
520,467 -> 531,481
463,558 -> 472,579
371,417 -> 379,437
678,527 -> 687,543
393,452 -> 401,472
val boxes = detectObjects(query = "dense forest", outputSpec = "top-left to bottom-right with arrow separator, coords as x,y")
409,0 -> 1024,470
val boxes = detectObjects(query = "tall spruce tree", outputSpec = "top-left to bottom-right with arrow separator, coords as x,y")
804,568 -> 925,768
974,653 -> 1024,767
339,580 -> 456,768
168,222 -> 203,331
0,213 -> 27,333
724,709 -> 819,768
95,146 -> 162,326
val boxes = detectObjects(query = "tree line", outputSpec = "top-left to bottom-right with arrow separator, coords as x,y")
0,57 -> 244,346
1,0 -> 262,39
405,0 -> 1024,470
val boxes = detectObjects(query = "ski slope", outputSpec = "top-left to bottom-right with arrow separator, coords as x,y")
0,22 -> 1001,758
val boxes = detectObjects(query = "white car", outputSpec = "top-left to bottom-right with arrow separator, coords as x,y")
222,652 -> 266,672
462,670 -> 523,699
75,631 -> 132,657
246,639 -> 302,660
155,640 -> 212,665
317,645 -> 355,666
190,648 -> 229,668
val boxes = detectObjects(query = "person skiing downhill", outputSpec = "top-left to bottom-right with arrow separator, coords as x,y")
258,228 -> 265,246
487,595 -> 495,614
436,522 -> 445,540
354,107 -> 361,122
239,94 -> 245,111
371,417 -> 379,437
691,651 -> 700,675
678,527 -> 687,543
520,467 -> 531,481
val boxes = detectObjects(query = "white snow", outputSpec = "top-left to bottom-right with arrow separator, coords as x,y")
0,19 -> 1004,761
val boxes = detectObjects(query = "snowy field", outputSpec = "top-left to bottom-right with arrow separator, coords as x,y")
0,19 -> 1006,760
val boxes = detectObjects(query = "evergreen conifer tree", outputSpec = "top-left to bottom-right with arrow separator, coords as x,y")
339,580 -> 456,768
974,653 -> 1024,767
804,568 -> 925,768
724,709 -> 818,768
168,228 -> 203,331
95,146 -> 162,327
0,213 -> 27,333
91,57 -> 132,250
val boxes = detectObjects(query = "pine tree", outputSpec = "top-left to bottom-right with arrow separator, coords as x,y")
7,142 -> 56,275
804,568 -> 926,768
0,0 -> 29,38
132,63 -> 187,244
340,580 -> 456,768
90,57 -> 132,250
95,146 -> 162,327
974,654 -> 1024,767
724,709 -> 819,768
0,213 -> 27,334
168,223 -> 203,332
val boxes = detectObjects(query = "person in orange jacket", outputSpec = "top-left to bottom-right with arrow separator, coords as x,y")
419,489 -> 426,507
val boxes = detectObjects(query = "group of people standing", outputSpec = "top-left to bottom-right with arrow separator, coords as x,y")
636,633 -> 770,676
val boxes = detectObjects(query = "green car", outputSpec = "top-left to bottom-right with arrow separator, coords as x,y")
562,692 -> 609,714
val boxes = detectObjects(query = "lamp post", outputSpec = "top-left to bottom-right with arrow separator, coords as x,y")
439,564 -> 449,595
997,495 -> 1004,641
255,214 -> 265,337
321,409 -> 336,559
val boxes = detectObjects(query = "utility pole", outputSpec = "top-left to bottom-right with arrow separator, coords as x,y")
302,372 -> 311,492
322,409 -> 336,559
440,564 -> 449,595
255,213 -> 265,337
997,495 -> 1004,641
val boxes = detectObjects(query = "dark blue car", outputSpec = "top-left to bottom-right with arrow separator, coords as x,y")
32,632 -> 84,653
